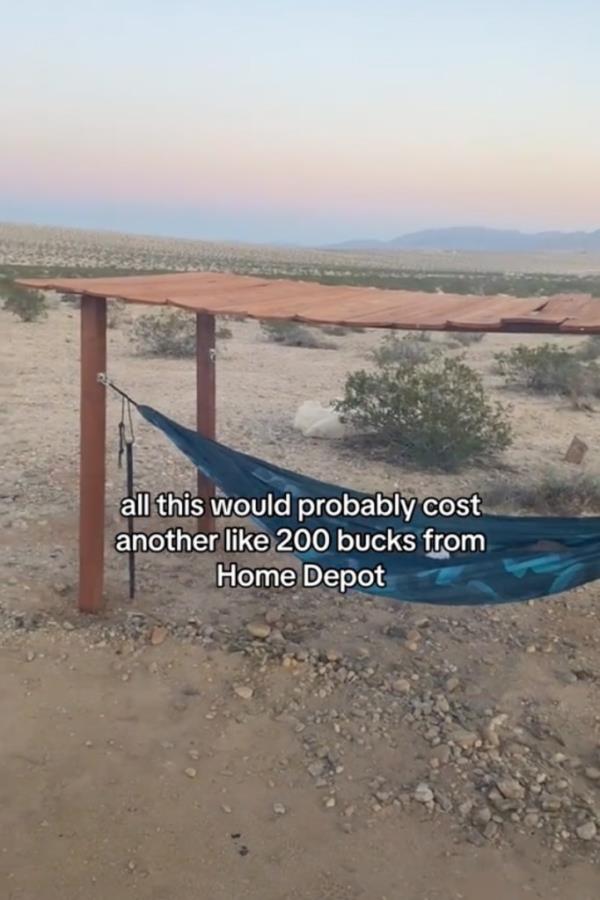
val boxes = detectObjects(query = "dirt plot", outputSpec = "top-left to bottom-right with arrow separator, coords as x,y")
0,627 -> 598,900
1,245 -> 600,898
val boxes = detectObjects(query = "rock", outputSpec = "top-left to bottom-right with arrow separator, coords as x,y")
435,695 -> 450,714
273,802 -> 287,816
150,625 -> 167,646
445,676 -> 460,693
391,678 -> 411,694
414,783 -> 434,804
294,402 -> 351,440
449,728 -> 479,750
234,685 -> 254,700
523,812 -> 540,829
564,435 -> 588,465
324,796 -> 336,808
540,793 -> 562,812
308,762 -> 325,778
188,749 -> 200,761
483,820 -> 499,840
246,622 -> 271,640
576,821 -> 597,841
184,767 -> 197,778
430,745 -> 451,766
488,788 -> 519,813
472,806 -> 492,827
584,766 -> 600,782
264,609 -> 281,625
496,777 -> 525,801
482,713 -> 508,747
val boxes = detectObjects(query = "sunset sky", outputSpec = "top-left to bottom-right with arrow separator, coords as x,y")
2,0 -> 599,244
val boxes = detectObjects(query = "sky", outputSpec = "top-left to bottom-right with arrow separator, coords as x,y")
2,0 -> 600,245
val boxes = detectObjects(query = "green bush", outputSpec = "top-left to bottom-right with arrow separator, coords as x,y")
2,281 -> 47,322
107,300 -> 128,330
261,320 -> 336,349
575,336 -> 600,362
59,291 -> 80,307
494,343 -> 600,400
216,324 -> 233,339
320,324 -> 348,336
335,355 -> 512,470
484,470 -> 600,515
450,331 -> 486,346
132,309 -> 196,357
370,331 -> 434,367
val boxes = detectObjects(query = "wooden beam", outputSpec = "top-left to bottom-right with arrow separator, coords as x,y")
196,312 -> 216,531
78,294 -> 107,613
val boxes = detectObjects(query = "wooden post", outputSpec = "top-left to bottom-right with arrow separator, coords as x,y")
78,294 -> 107,613
196,313 -> 216,531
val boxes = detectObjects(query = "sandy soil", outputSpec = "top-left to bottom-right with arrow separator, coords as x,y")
1,296 -> 600,899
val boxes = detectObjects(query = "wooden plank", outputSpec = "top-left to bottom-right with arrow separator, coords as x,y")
78,294 -> 107,613
15,273 -> 600,332
196,313 -> 216,531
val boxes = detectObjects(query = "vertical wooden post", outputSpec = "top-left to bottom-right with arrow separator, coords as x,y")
78,294 -> 107,613
196,312 -> 216,531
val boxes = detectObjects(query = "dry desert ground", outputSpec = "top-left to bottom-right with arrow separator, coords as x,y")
1,226 -> 600,899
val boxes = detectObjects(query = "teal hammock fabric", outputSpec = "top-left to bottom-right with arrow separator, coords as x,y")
138,404 -> 600,607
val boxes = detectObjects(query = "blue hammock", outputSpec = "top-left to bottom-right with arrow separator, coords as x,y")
137,404 -> 600,607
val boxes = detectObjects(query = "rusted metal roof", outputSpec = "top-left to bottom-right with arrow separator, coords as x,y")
17,272 -> 600,333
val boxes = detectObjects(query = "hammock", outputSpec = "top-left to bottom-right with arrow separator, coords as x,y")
132,403 -> 600,607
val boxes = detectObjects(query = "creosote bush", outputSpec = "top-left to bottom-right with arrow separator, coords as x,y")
2,281 -> 47,322
320,323 -> 349,336
132,309 -> 196,357
450,331 -> 486,346
484,470 -> 600,515
59,292 -> 80,308
107,300 -> 128,330
261,320 -> 336,349
575,336 -> 600,362
336,355 -> 512,470
494,343 -> 600,401
370,331 -> 434,367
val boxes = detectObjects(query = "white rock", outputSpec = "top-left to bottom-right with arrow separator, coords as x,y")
293,401 -> 351,440
576,821 -> 597,841
414,783 -> 434,804
234,685 -> 254,700
246,622 -> 271,640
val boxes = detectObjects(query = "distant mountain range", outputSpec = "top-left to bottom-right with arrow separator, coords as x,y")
322,227 -> 600,253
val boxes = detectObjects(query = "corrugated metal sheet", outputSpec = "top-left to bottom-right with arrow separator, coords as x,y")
16,272 -> 600,333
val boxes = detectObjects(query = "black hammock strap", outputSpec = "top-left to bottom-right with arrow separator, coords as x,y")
114,385 -> 136,601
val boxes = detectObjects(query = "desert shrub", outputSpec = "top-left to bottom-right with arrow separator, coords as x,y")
494,343 -> 600,400
131,309 -> 196,357
451,331 -> 486,346
2,281 -> 47,322
370,331 -> 434,367
216,324 -> 232,339
321,324 -> 348,336
335,355 -> 512,470
59,291 -> 80,307
484,470 -> 600,515
107,300 -> 128,329
575,336 -> 600,362
261,320 -> 336,349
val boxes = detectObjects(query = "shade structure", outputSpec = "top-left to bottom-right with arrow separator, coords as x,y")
17,271 -> 600,332
14,270 -> 600,614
